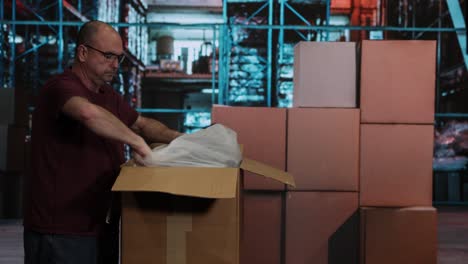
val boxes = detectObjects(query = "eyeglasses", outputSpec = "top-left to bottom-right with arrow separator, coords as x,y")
83,44 -> 125,64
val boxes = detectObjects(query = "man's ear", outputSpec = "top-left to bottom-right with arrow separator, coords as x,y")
77,45 -> 87,62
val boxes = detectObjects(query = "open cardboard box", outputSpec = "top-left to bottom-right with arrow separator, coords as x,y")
112,157 -> 295,264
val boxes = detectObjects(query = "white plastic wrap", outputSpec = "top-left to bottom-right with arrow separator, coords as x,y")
140,124 -> 242,168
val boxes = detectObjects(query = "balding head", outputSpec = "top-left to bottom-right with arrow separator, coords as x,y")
72,20 -> 124,89
76,20 -> 120,47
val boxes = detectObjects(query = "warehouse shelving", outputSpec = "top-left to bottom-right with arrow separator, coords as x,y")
276,0 -> 329,107
141,70 -> 215,131
223,0 -> 273,106
433,114 -> 468,206
4,0 -> 468,206
222,0 -> 336,107
138,21 -> 221,132
1,0 -> 148,109
144,72 -> 216,80
4,0 -> 464,111
0,1 -> 460,114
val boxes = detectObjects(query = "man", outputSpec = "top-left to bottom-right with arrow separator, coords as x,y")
23,20 -> 181,264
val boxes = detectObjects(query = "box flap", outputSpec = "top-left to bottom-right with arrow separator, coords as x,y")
240,158 -> 295,187
112,166 -> 239,198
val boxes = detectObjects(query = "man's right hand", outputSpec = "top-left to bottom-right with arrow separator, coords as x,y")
132,137 -> 152,165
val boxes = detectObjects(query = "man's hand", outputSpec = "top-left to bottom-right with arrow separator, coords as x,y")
132,138 -> 152,158
131,137 -> 152,165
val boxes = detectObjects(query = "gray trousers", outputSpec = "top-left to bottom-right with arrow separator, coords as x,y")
23,229 -> 97,264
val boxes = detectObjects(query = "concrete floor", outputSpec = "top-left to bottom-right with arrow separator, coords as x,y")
1,206 -> 467,263
0,219 -> 22,264
437,206 -> 468,264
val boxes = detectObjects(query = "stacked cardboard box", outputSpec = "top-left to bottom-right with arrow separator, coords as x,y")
286,192 -> 358,264
211,102 -> 360,264
359,40 -> 437,264
212,106 -> 286,264
360,207 -> 437,264
211,103 -> 359,264
110,40 -> 437,264
212,106 -> 287,191
285,40 -> 437,264
293,42 -> 357,108
286,42 -> 360,264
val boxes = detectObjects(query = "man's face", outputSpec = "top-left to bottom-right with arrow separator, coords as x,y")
83,29 -> 124,84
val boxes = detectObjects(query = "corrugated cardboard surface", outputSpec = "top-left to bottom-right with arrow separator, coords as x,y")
113,167 -> 239,198
241,192 -> 282,264
241,159 -> 294,187
287,108 -> 359,191
360,40 -> 436,124
113,159 -> 294,197
360,124 -> 433,206
360,207 -> 437,264
115,156 -> 294,264
293,41 -> 357,108
121,191 -> 239,264
285,192 -> 358,264
211,105 -> 287,190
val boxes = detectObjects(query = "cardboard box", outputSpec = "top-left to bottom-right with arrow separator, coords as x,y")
360,207 -> 437,264
241,192 -> 282,264
360,40 -> 436,124
360,124 -> 434,206
287,108 -> 359,191
211,105 -> 287,190
112,159 -> 295,264
293,41 -> 356,108
285,192 -> 359,264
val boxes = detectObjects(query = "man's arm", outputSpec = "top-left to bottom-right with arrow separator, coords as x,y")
62,96 -> 152,157
131,115 -> 182,144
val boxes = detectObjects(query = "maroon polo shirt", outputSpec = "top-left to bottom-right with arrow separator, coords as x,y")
23,70 -> 138,236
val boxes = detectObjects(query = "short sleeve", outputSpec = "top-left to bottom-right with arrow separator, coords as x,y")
114,91 -> 139,127
48,78 -> 89,114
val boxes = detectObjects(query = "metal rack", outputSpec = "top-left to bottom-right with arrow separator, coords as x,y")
1,0 -> 147,101
2,1 -> 467,108
277,0 -> 329,107
4,1 -> 468,207
221,0 -> 329,107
